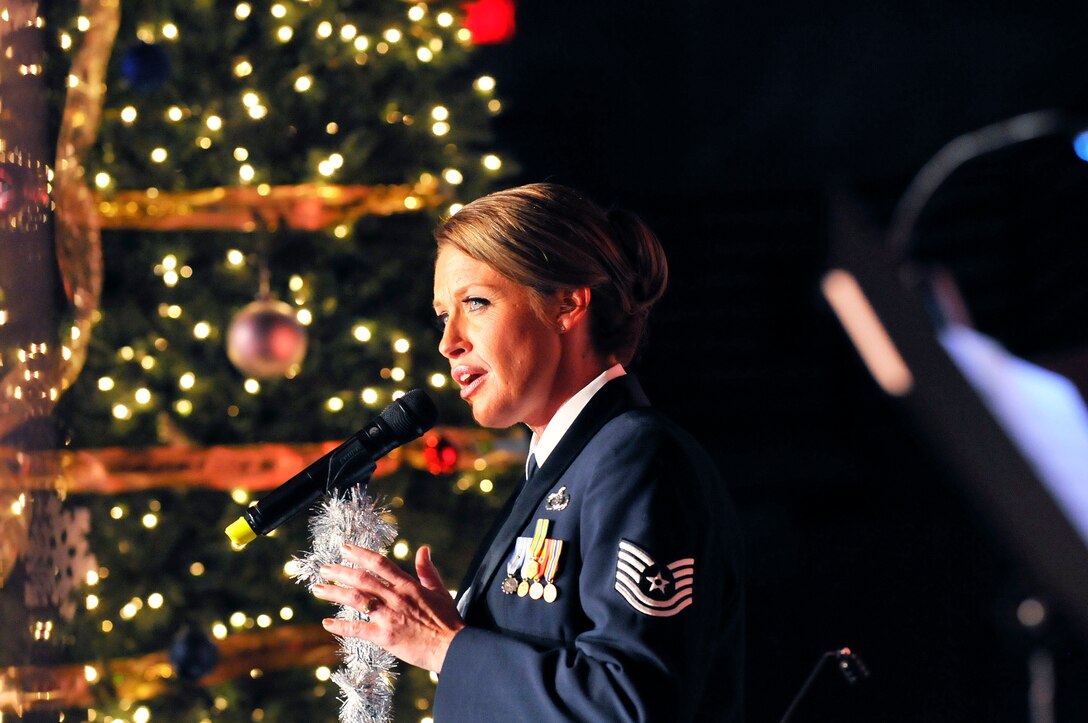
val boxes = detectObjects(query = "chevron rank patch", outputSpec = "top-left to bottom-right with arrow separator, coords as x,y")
614,540 -> 695,617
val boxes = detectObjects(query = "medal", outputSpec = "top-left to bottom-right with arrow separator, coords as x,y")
502,537 -> 531,595
529,582 -> 544,599
519,518 -> 550,586
541,538 -> 563,604
517,579 -> 530,597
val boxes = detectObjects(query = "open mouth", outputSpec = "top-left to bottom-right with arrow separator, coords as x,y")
452,366 -> 486,398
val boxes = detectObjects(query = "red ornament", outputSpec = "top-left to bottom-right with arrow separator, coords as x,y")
422,434 -> 459,475
461,0 -> 516,44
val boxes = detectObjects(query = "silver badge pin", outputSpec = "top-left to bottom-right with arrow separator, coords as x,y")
545,486 -> 570,511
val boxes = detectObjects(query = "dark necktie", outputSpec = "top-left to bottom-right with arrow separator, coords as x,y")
526,453 -> 539,482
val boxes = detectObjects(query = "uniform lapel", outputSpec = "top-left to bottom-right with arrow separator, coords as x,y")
459,375 -> 650,619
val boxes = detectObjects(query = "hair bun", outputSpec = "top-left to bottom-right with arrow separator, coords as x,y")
606,207 -> 668,314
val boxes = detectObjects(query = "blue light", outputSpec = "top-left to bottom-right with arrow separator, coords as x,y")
1074,131 -> 1088,162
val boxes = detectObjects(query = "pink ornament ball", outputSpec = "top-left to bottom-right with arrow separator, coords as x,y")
226,298 -> 308,378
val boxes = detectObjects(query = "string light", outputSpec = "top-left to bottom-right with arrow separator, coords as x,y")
417,47 -> 433,62
193,321 -> 211,339
167,106 -> 183,121
235,3 -> 251,20
326,397 -> 344,412
383,28 -> 401,43
361,387 -> 379,405
244,378 -> 260,394
206,115 -> 223,131
340,24 -> 358,41
475,75 -> 496,92
234,59 -> 253,77
443,168 -> 462,184
482,154 -> 502,170
294,75 -> 312,92
270,3 -> 287,18
276,26 -> 293,42
408,5 -> 426,21
429,373 -> 447,387
354,36 -> 369,51
162,22 -> 178,39
316,21 -> 332,38
150,147 -> 167,163
120,106 -> 137,123
393,338 -> 410,353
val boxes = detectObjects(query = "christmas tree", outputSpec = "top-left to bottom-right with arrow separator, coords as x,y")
1,0 -> 524,720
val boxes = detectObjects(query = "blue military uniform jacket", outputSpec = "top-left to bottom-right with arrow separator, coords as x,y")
434,375 -> 744,721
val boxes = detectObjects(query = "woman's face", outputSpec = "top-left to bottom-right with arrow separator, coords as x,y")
433,246 -> 564,430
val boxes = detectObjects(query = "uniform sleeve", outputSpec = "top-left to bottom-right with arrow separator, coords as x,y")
433,414 -> 742,722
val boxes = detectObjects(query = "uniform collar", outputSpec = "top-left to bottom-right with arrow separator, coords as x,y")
527,364 -> 626,474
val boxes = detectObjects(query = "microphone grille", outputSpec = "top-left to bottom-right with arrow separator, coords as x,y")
381,388 -> 438,441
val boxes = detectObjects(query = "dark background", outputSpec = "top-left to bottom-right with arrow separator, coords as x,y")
474,1 -> 1088,721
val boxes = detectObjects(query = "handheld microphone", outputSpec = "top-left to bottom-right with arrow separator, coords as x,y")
225,388 -> 438,548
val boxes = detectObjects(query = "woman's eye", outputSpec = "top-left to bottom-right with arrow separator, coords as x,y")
433,313 -> 449,330
466,297 -> 490,311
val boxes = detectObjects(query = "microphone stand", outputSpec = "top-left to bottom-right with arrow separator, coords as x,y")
778,647 -> 870,723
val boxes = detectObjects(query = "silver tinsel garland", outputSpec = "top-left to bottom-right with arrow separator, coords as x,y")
293,487 -> 399,723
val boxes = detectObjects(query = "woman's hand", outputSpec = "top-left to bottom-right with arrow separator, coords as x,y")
312,544 -> 465,673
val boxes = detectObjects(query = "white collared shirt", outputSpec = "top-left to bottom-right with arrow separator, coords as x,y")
526,363 -> 626,476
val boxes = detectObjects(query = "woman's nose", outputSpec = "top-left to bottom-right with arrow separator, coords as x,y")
438,315 -> 467,359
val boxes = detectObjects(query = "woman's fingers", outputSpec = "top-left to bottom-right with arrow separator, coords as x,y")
415,545 -> 446,592
322,616 -> 377,640
312,581 -> 384,616
339,544 -> 415,589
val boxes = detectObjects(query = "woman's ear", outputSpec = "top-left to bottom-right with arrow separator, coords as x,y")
556,287 -> 591,333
